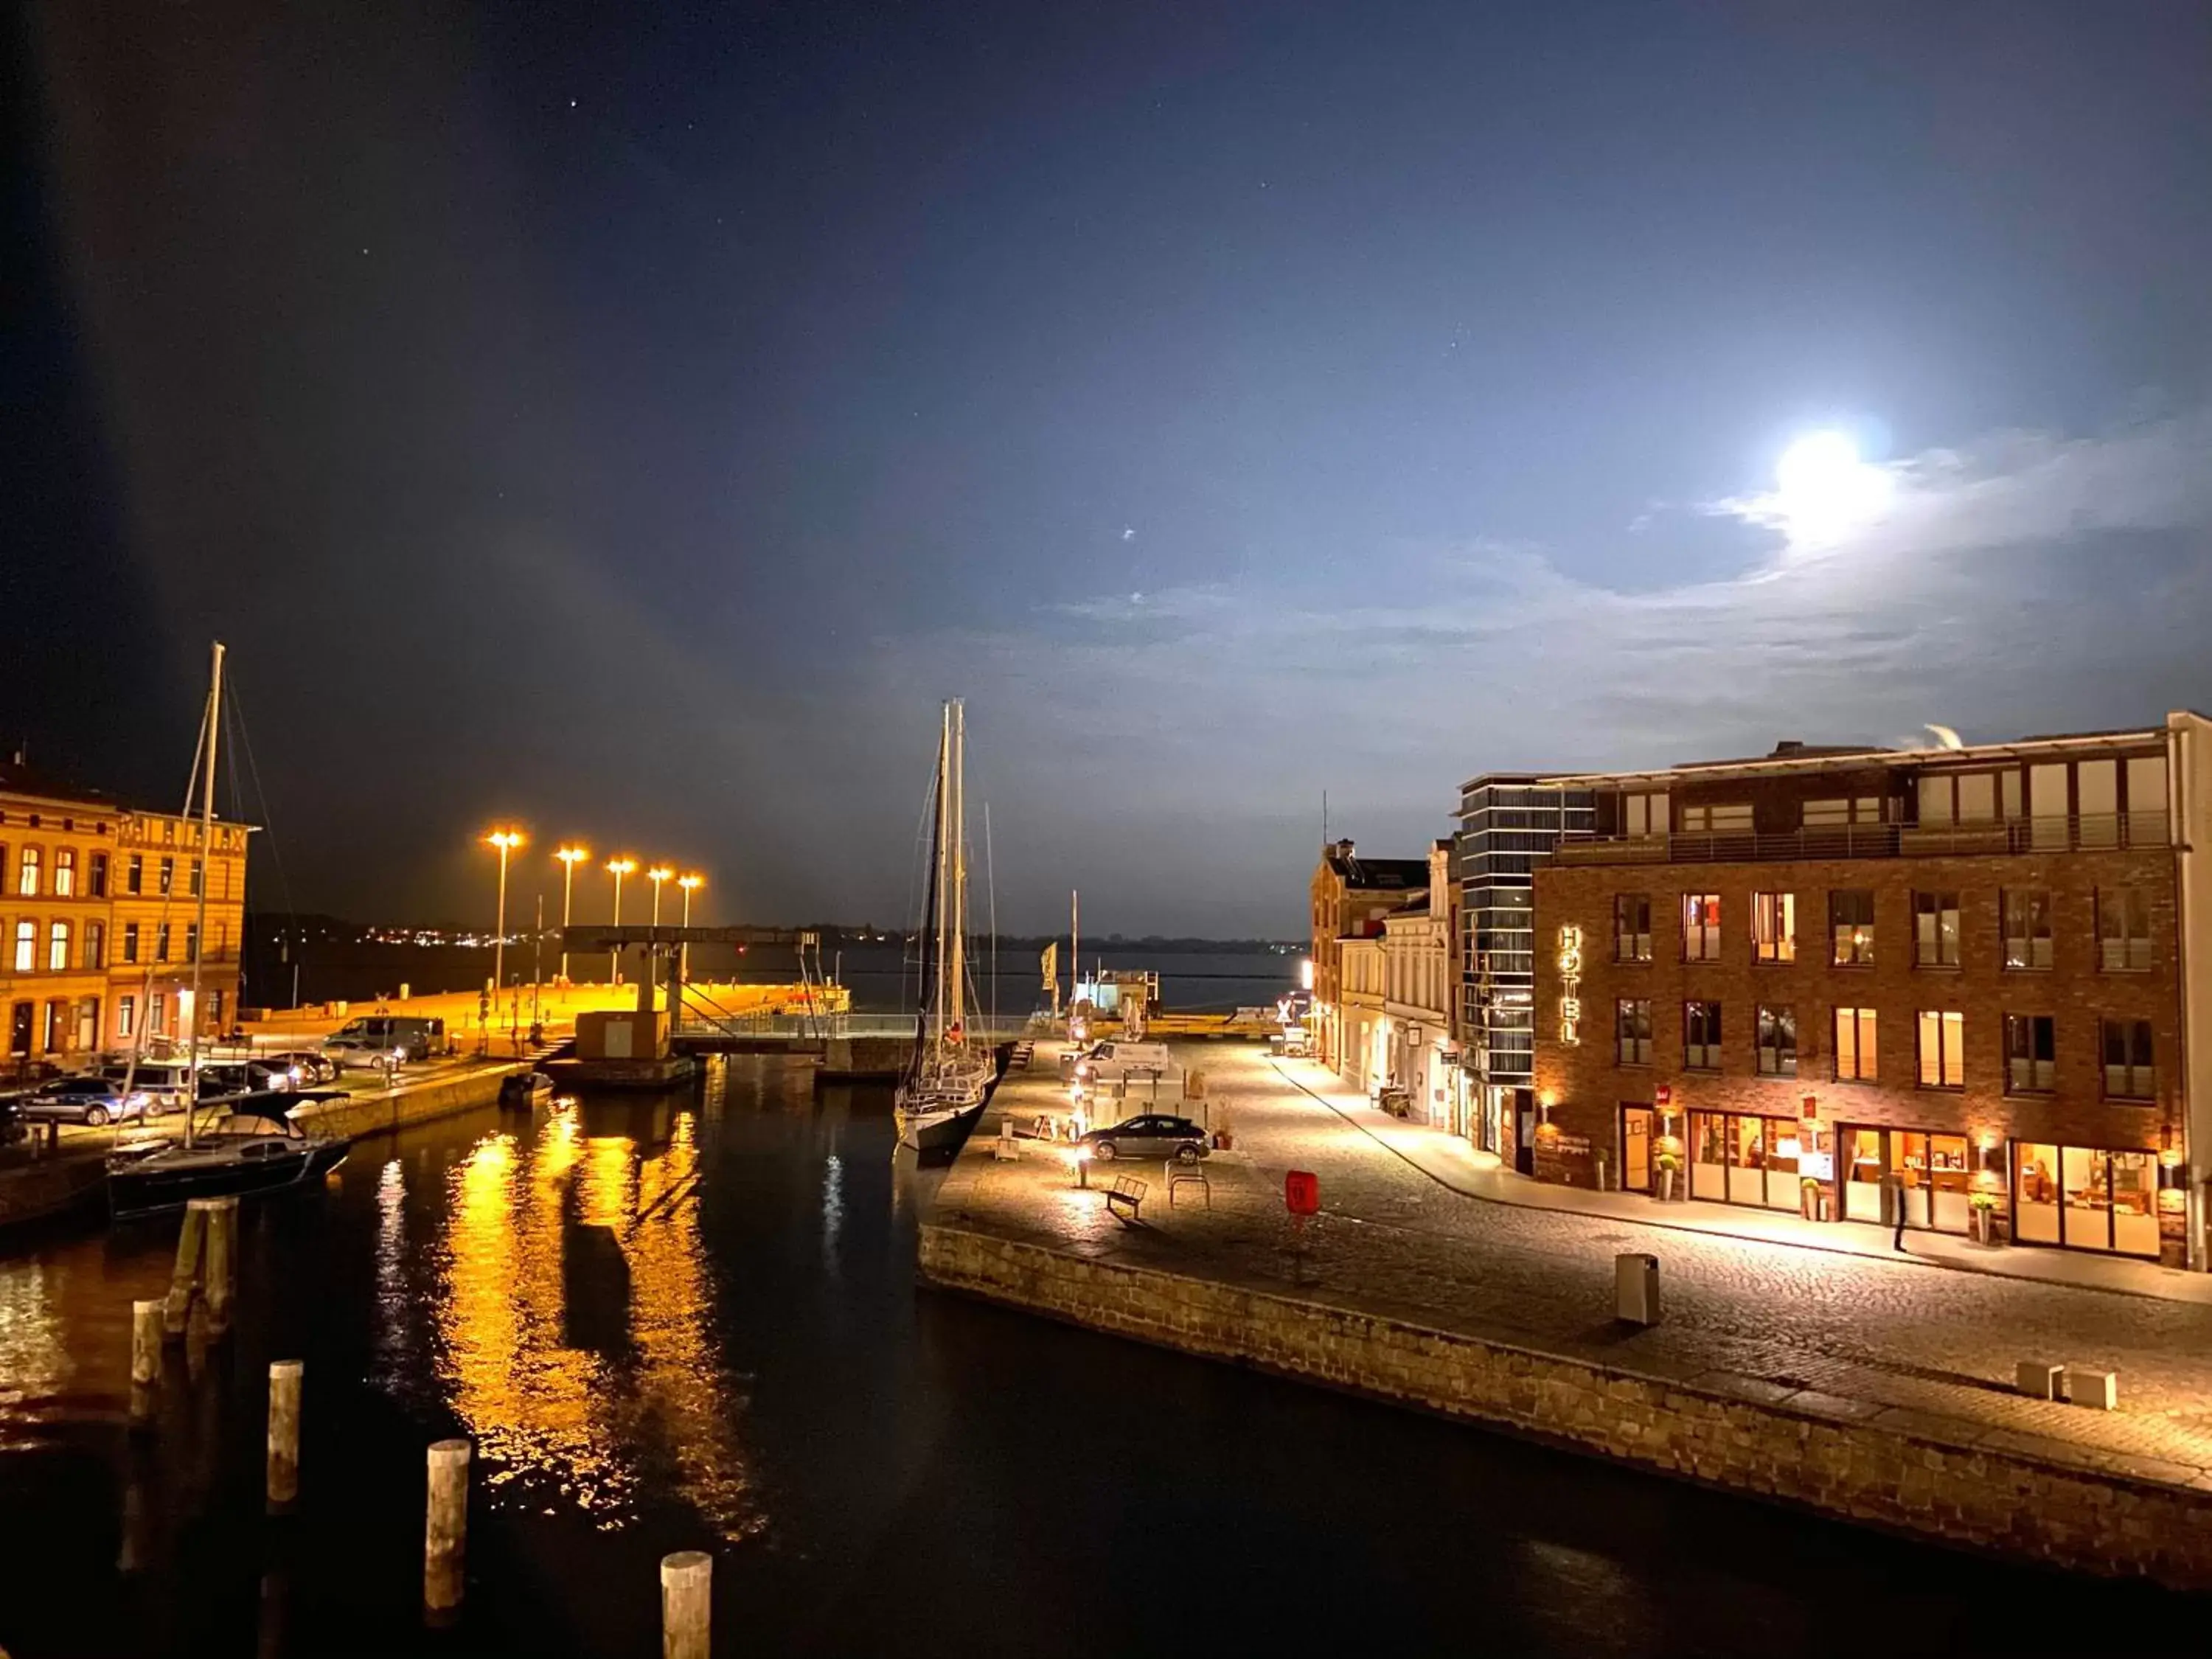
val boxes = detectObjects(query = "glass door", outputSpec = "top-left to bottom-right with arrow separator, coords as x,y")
1844,1127 -> 1886,1222
1621,1106 -> 1652,1193
1690,1112 -> 1728,1202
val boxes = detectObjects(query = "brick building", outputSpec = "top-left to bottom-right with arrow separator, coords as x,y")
1527,717 -> 2212,1270
1308,840 -> 1430,1074
0,757 -> 251,1070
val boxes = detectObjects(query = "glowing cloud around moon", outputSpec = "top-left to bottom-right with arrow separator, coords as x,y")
1773,429 -> 1892,535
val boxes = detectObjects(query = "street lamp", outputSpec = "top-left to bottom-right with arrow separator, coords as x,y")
647,865 -> 673,927
678,872 -> 703,980
606,855 -> 637,984
554,845 -> 590,983
484,829 -> 526,1000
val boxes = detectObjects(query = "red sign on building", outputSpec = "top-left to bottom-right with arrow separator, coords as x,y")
1285,1170 -> 1320,1216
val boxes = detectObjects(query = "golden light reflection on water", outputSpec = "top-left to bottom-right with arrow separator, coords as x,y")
0,1265 -> 74,1435
431,1102 -> 757,1539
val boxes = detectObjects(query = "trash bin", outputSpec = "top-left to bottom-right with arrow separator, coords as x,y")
1615,1252 -> 1661,1326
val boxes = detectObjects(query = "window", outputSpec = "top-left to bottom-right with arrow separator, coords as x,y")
2003,889 -> 2053,970
1917,1010 -> 1965,1089
1753,892 -> 1795,963
1756,1005 -> 1798,1076
88,852 -> 107,898
156,923 -> 172,963
2102,1019 -> 2154,1100
1804,797 -> 1884,827
1683,894 -> 1722,961
158,857 -> 174,896
2006,1015 -> 2055,1093
53,849 -> 74,897
184,923 -> 199,964
1679,803 -> 1753,832
1623,793 -> 1668,836
46,922 -> 68,973
1615,998 -> 1653,1065
117,995 -> 136,1039
1913,891 -> 1961,967
16,845 -> 39,896
149,993 -> 167,1035
1918,772 -> 2009,825
126,854 -> 142,895
12,920 -> 32,973
1831,890 -> 1875,965
1683,1001 -> 1722,1070
2128,754 -> 2168,844
2098,888 -> 2152,971
122,922 -> 139,964
1834,1007 -> 1878,1082
83,922 -> 103,970
189,859 -> 203,898
1613,894 -> 1652,963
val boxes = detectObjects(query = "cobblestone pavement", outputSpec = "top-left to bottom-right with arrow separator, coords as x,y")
938,1041 -> 2212,1489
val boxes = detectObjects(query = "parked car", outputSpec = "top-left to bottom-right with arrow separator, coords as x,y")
1071,1040 -> 1175,1086
322,1015 -> 445,1068
18,1075 -> 158,1128
0,1093 -> 24,1146
98,1060 -> 195,1114
1079,1113 -> 1209,1164
196,1060 -> 295,1099
262,1050 -> 338,1085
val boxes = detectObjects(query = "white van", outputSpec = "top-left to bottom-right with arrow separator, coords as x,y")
1073,1040 -> 1174,1085
100,1060 -> 193,1113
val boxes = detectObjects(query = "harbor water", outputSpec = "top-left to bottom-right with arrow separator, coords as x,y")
0,1058 -> 2199,1656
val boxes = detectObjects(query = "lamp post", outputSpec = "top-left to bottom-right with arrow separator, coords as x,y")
647,865 -> 673,928
484,830 -> 526,1002
678,872 -> 703,981
606,855 -> 637,985
554,845 -> 589,983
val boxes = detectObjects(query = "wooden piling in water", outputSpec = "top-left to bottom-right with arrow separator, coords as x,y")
267,1360 -> 303,1507
204,1197 -> 237,1335
164,1203 -> 208,1336
660,1551 -> 712,1659
423,1439 -> 470,1617
130,1298 -> 164,1423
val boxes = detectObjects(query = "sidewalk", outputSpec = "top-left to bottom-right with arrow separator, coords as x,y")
1266,1055 -> 2212,1307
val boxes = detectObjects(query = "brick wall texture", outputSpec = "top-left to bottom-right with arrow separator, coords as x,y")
920,1221 -> 2212,1590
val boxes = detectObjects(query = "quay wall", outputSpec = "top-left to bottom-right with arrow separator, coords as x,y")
918,1222 -> 2212,1591
295,1064 -> 519,1141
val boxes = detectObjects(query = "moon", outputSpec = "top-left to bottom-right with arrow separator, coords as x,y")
1773,430 -> 1890,530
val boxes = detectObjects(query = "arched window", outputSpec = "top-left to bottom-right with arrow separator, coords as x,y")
18,845 -> 41,896
54,848 -> 75,897
47,921 -> 70,973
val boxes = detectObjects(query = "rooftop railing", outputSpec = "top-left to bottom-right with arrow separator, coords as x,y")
1554,812 -> 2171,867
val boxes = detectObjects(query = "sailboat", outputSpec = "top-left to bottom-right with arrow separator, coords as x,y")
108,642 -> 349,1215
893,700 -> 993,1154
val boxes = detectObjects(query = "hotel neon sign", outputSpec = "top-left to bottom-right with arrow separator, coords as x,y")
1557,924 -> 1583,1046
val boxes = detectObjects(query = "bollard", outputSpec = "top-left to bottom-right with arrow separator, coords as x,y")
165,1203 -> 209,1335
204,1198 -> 237,1336
2015,1360 -> 2064,1400
2061,1366 -> 2118,1411
267,1360 -> 303,1507
131,1298 -> 164,1387
1615,1251 -> 1661,1326
424,1439 -> 471,1617
661,1551 -> 712,1659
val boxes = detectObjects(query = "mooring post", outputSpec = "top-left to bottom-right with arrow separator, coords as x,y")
129,1298 -> 164,1419
204,1197 -> 237,1335
424,1438 -> 470,1618
660,1550 -> 712,1659
164,1202 -> 209,1336
267,1360 -> 303,1507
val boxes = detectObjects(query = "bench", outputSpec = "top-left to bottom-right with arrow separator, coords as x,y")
1011,1042 -> 1035,1070
992,1122 -> 1021,1161
1105,1175 -> 1147,1225
1166,1163 -> 1211,1208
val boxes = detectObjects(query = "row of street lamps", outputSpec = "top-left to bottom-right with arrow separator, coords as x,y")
482,830 -> 705,990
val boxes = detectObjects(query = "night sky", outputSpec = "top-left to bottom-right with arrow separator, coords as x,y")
6,2 -> 2210,936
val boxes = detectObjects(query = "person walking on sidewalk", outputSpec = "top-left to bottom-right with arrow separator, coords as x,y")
1888,1173 -> 1909,1253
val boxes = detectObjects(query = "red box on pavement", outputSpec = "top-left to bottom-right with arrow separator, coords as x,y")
1285,1170 -> 1320,1215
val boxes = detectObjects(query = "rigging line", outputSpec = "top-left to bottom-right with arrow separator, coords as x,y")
984,801 -> 996,1029
900,752 -> 935,1018
223,669 -> 302,932
122,672 -> 213,1091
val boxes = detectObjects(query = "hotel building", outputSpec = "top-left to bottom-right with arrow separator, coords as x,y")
1527,717 -> 2212,1269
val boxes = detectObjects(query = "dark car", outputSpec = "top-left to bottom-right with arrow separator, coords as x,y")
0,1093 -> 23,1146
17,1075 -> 157,1128
1080,1113 -> 1209,1164
197,1060 -> 293,1099
263,1050 -> 338,1085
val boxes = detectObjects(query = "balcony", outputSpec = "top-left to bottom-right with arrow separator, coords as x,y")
1553,813 -> 2171,868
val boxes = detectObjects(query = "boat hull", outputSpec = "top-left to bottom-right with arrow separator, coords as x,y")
109,1141 -> 349,1220
894,1093 -> 987,1154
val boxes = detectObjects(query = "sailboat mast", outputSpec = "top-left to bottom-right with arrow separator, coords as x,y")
184,640 -> 223,1151
931,702 -> 951,1044
947,700 -> 966,1037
